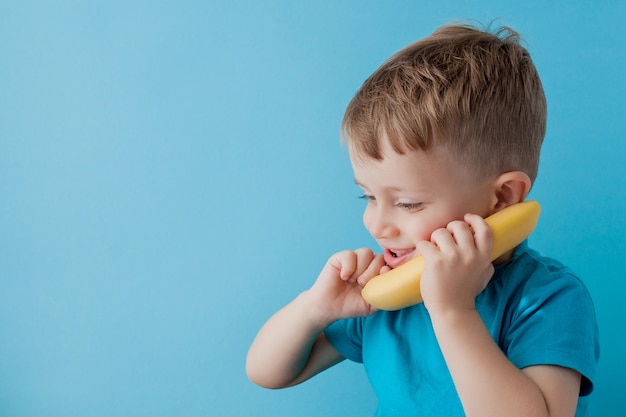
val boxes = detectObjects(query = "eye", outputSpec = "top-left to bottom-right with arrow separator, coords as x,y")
395,201 -> 423,211
358,194 -> 375,202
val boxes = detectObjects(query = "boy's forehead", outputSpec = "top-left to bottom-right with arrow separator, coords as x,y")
350,146 -> 429,180
350,143 -> 482,189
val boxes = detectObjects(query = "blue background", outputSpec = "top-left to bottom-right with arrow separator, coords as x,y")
1,1 -> 624,416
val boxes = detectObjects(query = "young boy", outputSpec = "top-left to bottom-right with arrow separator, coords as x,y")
246,23 -> 599,417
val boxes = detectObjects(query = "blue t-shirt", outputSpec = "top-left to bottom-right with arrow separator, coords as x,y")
325,242 -> 600,416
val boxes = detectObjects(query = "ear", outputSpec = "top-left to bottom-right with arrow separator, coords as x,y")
491,171 -> 532,212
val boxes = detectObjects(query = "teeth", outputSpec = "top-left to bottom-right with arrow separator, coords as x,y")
389,248 -> 414,258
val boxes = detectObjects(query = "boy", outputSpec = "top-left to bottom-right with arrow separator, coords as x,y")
246,23 -> 599,417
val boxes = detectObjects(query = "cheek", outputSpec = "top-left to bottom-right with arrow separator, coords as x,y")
406,215 -> 444,243
407,224 -> 431,243
363,209 -> 371,230
362,207 -> 373,231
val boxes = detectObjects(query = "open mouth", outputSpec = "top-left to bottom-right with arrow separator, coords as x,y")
384,248 -> 415,268
388,248 -> 413,257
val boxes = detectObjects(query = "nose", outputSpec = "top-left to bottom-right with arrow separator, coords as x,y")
364,205 -> 400,240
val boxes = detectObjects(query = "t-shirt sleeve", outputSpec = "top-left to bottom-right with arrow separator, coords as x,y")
324,317 -> 365,363
504,264 -> 600,396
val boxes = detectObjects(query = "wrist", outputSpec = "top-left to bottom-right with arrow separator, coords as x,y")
297,290 -> 338,330
426,302 -> 478,324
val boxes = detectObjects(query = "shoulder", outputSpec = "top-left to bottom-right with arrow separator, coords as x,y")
496,242 -> 594,306
492,242 -> 600,395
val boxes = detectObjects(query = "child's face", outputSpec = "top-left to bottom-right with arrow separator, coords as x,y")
350,143 -> 495,269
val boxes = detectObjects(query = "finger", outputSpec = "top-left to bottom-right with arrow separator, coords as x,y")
429,227 -> 455,252
352,248 -> 376,279
464,213 -> 492,254
331,250 -> 358,281
357,254 -> 386,286
416,240 -> 439,258
446,219 -> 475,250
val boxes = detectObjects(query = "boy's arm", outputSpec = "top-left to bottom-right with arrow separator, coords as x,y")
246,248 -> 385,389
430,309 -> 580,417
245,291 -> 344,389
420,214 -> 580,417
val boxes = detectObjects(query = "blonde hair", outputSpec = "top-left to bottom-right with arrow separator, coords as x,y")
341,24 -> 546,183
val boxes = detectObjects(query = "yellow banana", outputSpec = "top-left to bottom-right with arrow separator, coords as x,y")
361,200 -> 541,311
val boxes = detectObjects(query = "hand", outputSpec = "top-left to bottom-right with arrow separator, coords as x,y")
308,248 -> 386,323
417,214 -> 495,314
